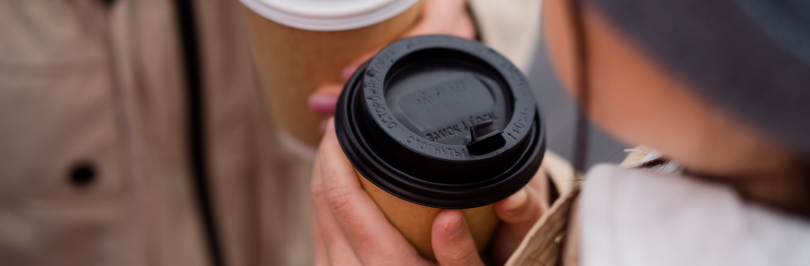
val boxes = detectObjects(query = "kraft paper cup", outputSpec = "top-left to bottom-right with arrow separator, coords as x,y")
241,0 -> 421,157
335,35 -> 547,260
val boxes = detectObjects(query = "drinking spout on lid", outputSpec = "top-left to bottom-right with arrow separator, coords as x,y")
467,120 -> 506,155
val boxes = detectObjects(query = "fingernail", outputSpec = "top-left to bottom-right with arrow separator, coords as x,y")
444,213 -> 465,238
309,94 -> 338,114
325,118 -> 335,132
504,189 -> 527,215
341,66 -> 358,82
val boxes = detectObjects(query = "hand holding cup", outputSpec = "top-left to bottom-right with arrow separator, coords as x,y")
311,119 -> 550,265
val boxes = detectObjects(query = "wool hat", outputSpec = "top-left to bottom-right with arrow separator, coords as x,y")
587,0 -> 810,160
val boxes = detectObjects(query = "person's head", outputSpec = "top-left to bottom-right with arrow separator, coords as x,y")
541,0 -> 810,180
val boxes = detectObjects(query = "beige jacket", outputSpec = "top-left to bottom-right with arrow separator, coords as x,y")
504,148 -> 651,266
0,0 -> 540,265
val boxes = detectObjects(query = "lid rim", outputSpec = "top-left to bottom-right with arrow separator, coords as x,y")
334,37 -> 548,208
240,0 -> 418,31
338,88 -> 546,208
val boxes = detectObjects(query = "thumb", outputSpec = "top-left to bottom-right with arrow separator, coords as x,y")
431,210 -> 485,266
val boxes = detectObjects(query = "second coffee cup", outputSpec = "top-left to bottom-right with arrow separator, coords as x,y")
335,35 -> 546,260
241,0 -> 421,156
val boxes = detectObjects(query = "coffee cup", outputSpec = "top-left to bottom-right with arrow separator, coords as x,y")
241,0 -> 421,157
334,35 -> 546,260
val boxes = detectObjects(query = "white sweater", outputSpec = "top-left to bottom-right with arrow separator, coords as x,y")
580,164 -> 810,266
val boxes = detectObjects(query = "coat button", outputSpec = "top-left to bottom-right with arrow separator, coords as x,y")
101,0 -> 116,8
69,162 -> 96,187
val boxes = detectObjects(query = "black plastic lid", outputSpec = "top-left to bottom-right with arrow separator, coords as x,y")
334,35 -> 546,209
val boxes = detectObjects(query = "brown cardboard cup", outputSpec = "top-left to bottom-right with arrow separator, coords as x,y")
357,171 -> 499,260
241,1 -> 421,153
334,35 -> 546,261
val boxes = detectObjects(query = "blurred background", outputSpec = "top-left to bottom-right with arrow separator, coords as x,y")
528,33 -> 627,168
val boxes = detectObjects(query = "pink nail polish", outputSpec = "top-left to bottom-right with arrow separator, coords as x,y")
341,66 -> 359,82
308,94 -> 339,114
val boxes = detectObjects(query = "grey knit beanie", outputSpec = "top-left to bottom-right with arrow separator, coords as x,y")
586,0 -> 810,160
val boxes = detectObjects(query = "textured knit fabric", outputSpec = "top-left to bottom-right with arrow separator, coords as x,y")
580,164 -> 810,266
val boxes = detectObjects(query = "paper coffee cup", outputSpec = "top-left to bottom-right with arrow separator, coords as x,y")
241,0 -> 421,156
358,171 -> 499,260
334,35 -> 547,260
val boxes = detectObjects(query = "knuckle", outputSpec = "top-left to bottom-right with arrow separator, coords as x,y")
324,186 -> 356,218
445,242 -> 479,264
